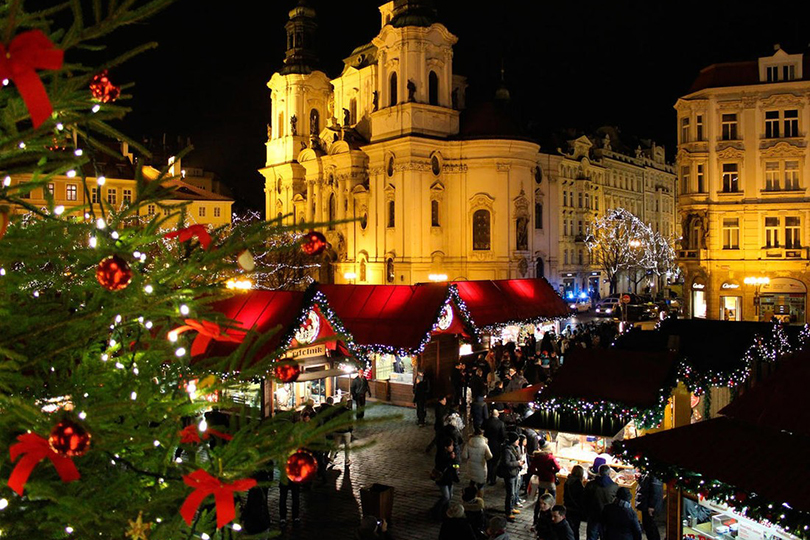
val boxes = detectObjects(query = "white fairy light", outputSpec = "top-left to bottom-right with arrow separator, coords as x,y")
232,524 -> 242,532
96,218 -> 106,230
140,254 -> 146,263
54,205 -> 65,215
144,284 -> 154,294
115,315 -> 123,324
153,440 -> 160,447
115,362 -> 124,369
65,526 -> 73,534
101,354 -> 109,362
130,391 -> 137,400
0,268 -> 5,276
92,104 -> 101,113
145,321 -> 153,330
168,330 -> 178,342
201,533 -> 210,540
111,231 -> 119,240
109,339 -> 117,347
198,418 -> 207,432
0,498 -> 8,510
89,236 -> 97,248
96,176 -> 106,186
175,347 -> 186,357
78,411 -> 87,420
18,141 -> 25,149
33,291 -> 40,298
2,176 -> 10,187
74,149 -> 83,157
133,251 -> 141,258
179,304 -> 190,315
56,122 -> 64,130
66,170 -> 76,178
175,457 -> 183,464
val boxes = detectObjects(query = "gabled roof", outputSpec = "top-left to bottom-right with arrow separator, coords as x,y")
162,177 -> 233,202
453,278 -> 568,329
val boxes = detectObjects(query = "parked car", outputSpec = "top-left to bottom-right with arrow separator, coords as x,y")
594,297 -> 621,316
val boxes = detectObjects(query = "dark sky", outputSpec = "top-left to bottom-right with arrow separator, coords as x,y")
109,0 -> 810,209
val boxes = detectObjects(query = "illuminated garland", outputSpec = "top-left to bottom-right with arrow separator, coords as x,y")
475,277 -> 569,333
616,445 -> 810,539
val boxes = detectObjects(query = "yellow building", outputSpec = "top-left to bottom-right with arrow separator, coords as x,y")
261,0 -> 546,285
677,45 -> 810,323
9,145 -> 232,228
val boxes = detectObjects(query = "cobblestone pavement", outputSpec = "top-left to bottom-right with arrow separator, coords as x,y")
266,403 -> 540,540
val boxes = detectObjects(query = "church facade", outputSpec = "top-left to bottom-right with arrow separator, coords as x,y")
260,1 -> 549,285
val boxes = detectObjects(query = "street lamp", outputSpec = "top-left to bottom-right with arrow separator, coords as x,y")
428,273 -> 448,282
744,276 -> 770,320
343,271 -> 357,284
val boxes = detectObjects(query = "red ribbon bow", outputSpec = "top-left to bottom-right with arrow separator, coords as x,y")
180,469 -> 256,529
163,225 -> 212,250
170,319 -> 243,357
0,30 -> 64,128
7,433 -> 80,495
179,424 -> 233,444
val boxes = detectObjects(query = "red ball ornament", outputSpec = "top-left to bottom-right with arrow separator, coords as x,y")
300,231 -> 327,256
49,419 -> 91,457
274,361 -> 301,383
285,450 -> 318,483
96,255 -> 133,291
89,70 -> 121,103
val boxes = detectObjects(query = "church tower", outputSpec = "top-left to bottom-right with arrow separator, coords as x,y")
262,0 -> 333,224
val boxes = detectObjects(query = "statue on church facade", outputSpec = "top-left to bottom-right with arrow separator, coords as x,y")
407,79 -> 416,102
290,114 -> 298,136
516,216 -> 529,251
372,90 -> 379,111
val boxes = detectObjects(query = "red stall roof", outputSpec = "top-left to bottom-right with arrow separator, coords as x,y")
317,283 -> 472,354
453,278 -> 568,329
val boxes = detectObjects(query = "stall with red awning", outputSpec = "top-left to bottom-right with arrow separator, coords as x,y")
453,278 -> 569,330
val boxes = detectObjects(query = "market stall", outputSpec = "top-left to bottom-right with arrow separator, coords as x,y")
617,349 -> 810,540
319,283 -> 478,406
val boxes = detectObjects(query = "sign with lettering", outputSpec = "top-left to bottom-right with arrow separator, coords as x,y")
283,343 -> 327,360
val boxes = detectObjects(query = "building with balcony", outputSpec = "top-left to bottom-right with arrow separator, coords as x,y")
677,45 -> 810,323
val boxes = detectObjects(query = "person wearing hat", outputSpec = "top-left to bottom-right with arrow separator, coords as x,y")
439,502 -> 477,540
462,484 -> 487,534
357,515 -> 390,540
600,487 -> 641,540
584,464 -> 618,540
498,431 -> 523,522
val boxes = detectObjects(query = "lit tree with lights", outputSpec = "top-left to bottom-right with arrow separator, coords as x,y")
0,3 -> 337,538
586,208 -> 646,294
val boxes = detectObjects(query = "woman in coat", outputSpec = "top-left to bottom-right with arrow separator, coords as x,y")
564,465 -> 586,540
462,428 -> 493,490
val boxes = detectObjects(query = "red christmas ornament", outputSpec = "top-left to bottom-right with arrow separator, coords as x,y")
89,69 -> 120,103
285,450 -> 318,483
48,419 -> 91,457
274,361 -> 301,383
96,254 -> 132,291
300,230 -> 327,256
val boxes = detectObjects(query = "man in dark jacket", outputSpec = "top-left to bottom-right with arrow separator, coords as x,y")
413,370 -> 431,426
549,505 -> 576,540
482,409 -> 506,485
425,395 -> 449,453
470,367 -> 487,400
635,473 -> 663,540
470,395 -> 489,430
584,464 -> 618,540
499,432 -> 522,521
601,487 -> 642,540
350,373 -> 371,419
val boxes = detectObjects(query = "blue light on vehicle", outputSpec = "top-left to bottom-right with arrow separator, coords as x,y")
578,292 -> 588,299
566,292 -> 574,299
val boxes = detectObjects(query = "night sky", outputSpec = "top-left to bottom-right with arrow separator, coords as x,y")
109,0 -> 810,209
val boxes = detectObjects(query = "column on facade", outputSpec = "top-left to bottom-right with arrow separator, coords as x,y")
313,179 -> 322,223
305,180 -> 314,222
337,178 -> 346,221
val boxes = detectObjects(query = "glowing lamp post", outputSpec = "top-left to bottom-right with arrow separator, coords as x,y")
744,276 -> 770,320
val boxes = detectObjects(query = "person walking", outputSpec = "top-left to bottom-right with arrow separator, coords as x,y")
482,409 -> 506,485
278,475 -> 300,529
350,372 -> 371,419
413,370 -> 431,426
498,432 -> 522,522
425,395 -> 449,453
529,441 -> 561,524
636,473 -> 663,540
470,394 -> 489,431
564,465 -> 587,540
601,488 -> 642,540
462,428 -> 493,491
584,464 -> 618,540
433,437 -> 461,518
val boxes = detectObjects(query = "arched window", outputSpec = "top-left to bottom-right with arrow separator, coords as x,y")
472,209 -> 491,251
309,108 -> 320,135
431,199 -> 440,227
534,202 -> 543,230
327,193 -> 336,230
387,199 -> 395,228
535,258 -> 544,278
386,258 -> 395,283
360,259 -> 367,282
389,72 -> 398,106
428,71 -> 439,106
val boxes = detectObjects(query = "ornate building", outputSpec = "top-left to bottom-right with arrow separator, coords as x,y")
541,131 -> 676,297
677,45 -> 810,323
261,0 -> 549,285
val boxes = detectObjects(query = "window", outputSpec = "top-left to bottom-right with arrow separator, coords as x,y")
123,189 -> 132,205
66,184 -> 77,201
387,199 -> 395,228
722,163 -> 739,193
386,258 -> 395,283
765,217 -> 780,248
46,183 -> 54,196
535,258 -> 544,278
147,204 -> 155,216
697,164 -> 705,193
563,191 -> 568,207
534,202 -> 543,229
563,219 -> 568,236
721,113 -> 738,140
389,72 -> 398,106
722,218 -> 740,249
577,193 -> 583,208
584,193 -> 590,209
765,161 -> 780,191
327,193 -> 336,230
91,187 -> 99,203
472,209 -> 491,250
309,108 -> 320,135
767,66 -> 779,82
359,259 -> 366,282
784,64 -> 796,81
681,117 -> 690,143
577,220 -> 583,236
360,212 -> 368,230
681,165 -> 690,194
428,71 -> 439,106
564,249 -> 568,265
785,161 -> 799,190
785,217 -> 801,248
214,207 -> 221,218
578,250 -> 583,265
595,197 -> 599,211
107,189 -> 117,205
431,199 -> 440,227
765,111 -> 780,138
784,110 -> 799,137
696,115 -> 704,141
198,206 -> 206,217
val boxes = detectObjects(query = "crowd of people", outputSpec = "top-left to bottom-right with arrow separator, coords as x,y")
420,322 -> 663,540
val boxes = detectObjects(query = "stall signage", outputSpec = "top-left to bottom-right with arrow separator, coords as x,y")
436,304 -> 454,331
284,343 -> 327,360
294,309 -> 321,345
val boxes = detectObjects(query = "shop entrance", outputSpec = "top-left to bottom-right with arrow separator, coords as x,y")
692,290 -> 707,319
719,296 -> 741,321
758,277 -> 807,324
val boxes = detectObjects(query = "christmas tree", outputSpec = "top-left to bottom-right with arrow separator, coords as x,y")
0,2 -> 338,537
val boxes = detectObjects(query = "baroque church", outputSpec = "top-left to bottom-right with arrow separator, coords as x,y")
261,0 -> 547,285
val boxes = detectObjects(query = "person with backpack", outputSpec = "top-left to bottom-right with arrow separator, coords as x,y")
497,432 -> 523,522
433,437 -> 461,518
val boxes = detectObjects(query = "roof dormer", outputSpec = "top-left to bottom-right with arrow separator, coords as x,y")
758,45 -> 803,83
